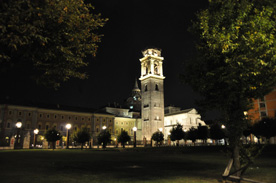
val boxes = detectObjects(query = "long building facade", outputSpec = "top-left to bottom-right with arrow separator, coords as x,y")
0,48 -> 205,148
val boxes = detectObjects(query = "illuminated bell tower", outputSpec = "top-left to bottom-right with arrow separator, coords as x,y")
139,48 -> 165,141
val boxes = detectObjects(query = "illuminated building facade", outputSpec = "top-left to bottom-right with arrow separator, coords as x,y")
139,48 -> 165,141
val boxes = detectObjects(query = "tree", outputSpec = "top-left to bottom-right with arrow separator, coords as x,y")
197,125 -> 209,144
44,128 -> 62,150
151,131 -> 164,147
210,123 -> 226,145
187,127 -> 198,146
170,123 -> 185,146
252,118 -> 276,143
0,0 -> 107,88
73,127 -> 91,150
97,130 -> 111,149
182,0 -> 276,173
117,130 -> 131,148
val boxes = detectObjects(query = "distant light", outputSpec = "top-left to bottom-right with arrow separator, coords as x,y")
159,128 -> 163,132
102,126 -> 107,130
168,132 -> 171,135
66,123 -> 72,129
16,122 -> 22,128
34,129 -> 39,134
130,106 -> 133,109
221,125 -> 226,129
133,127 -> 137,131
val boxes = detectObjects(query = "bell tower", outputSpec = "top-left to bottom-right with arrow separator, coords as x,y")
139,48 -> 165,141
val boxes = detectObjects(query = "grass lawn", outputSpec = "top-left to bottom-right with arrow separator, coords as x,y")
0,146 -> 275,183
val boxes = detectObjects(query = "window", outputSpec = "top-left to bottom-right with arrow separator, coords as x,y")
61,115 -> 64,119
26,123 -> 30,129
145,85 -> 148,92
75,117 -> 78,120
7,123 -> 10,128
47,114 -> 50,118
60,126 -> 63,131
54,115 -> 57,119
88,118 -> 90,121
8,111 -> 12,115
18,111 -> 22,116
46,125 -> 49,130
261,111 -> 267,117
74,127 -> 77,131
155,84 -> 159,91
116,130 -> 118,134
82,117 -> 84,121
109,128 -> 112,133
40,114 -> 42,118
96,128 -> 99,132
38,124 -> 41,130
260,103 -> 266,108
28,112 -> 31,117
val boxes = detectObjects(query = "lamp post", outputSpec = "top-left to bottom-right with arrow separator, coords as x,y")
66,123 -> 71,149
15,121 -> 22,149
33,129 -> 39,148
133,127 -> 137,148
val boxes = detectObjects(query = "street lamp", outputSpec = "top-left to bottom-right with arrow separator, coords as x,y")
102,125 -> 107,130
33,129 -> 39,148
221,125 -> 226,129
66,123 -> 71,149
15,121 -> 22,149
133,127 -> 137,148
158,128 -> 163,132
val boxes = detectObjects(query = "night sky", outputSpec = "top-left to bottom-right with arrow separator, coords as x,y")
1,0 -> 210,116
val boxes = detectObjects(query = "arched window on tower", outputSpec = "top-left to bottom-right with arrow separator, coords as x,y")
145,84 -> 148,92
155,84 -> 159,91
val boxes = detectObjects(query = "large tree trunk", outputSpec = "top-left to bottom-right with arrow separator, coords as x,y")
233,143 -> 241,176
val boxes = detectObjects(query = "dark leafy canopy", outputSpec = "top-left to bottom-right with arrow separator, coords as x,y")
210,123 -> 225,140
151,131 -> 164,146
74,127 -> 91,144
0,0 -> 107,88
252,117 -> 276,139
183,0 -> 276,171
187,127 -> 198,143
45,128 -> 62,142
197,125 -> 209,142
117,130 -> 131,144
97,130 -> 111,148
170,123 -> 185,142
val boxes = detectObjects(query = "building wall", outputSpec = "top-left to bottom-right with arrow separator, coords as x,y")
248,89 -> 276,123
0,104 -> 115,147
164,109 -> 206,139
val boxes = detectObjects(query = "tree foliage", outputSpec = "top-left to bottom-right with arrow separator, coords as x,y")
170,123 -> 185,146
0,0 -> 107,88
73,127 -> 91,150
182,0 -> 276,172
197,125 -> 209,143
210,123 -> 225,142
117,130 -> 130,148
44,128 -> 62,150
252,117 -> 276,141
151,131 -> 164,147
97,130 -> 111,148
187,127 -> 198,145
